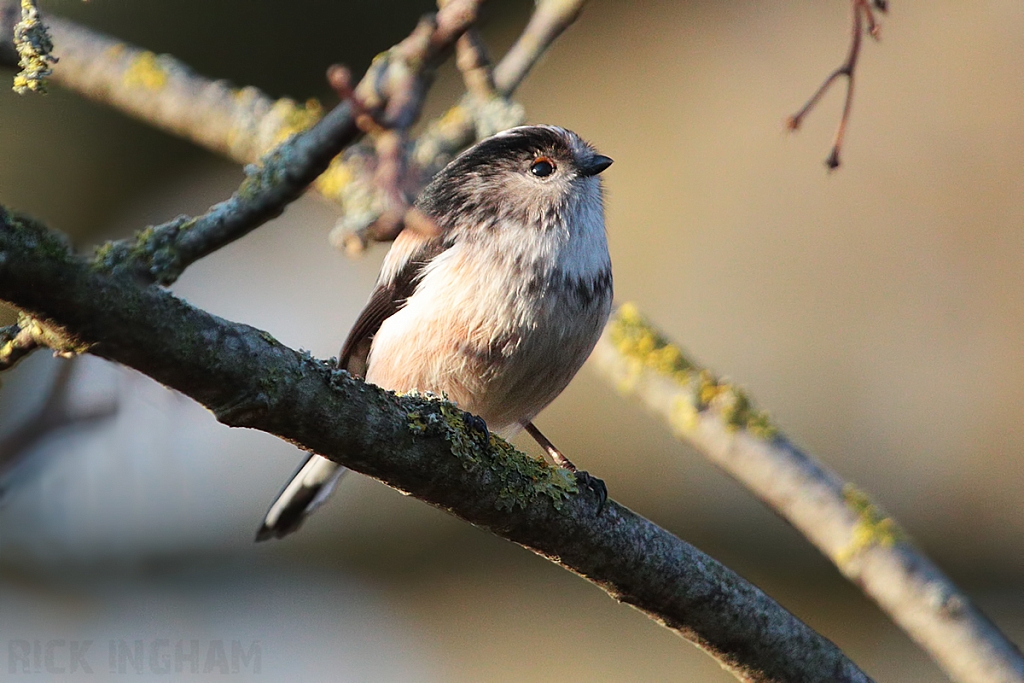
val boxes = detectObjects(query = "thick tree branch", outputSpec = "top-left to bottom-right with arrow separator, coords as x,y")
591,304 -> 1024,683
0,210 -> 873,683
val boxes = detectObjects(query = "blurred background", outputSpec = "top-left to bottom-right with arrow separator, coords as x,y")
1,0 -> 1023,680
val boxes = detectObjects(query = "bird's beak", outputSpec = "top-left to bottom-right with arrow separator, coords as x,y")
580,154 -> 613,177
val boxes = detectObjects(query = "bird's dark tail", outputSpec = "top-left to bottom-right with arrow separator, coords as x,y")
255,454 -> 347,541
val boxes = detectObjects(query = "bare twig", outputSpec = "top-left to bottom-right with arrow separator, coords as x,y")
336,0 -> 591,250
787,0 -> 887,170
340,8 -> 478,250
0,358 -> 118,481
0,208 -> 874,683
455,28 -> 497,100
338,17 -> 504,254
332,0 -> 590,251
591,304 -> 1024,683
492,0 -> 587,95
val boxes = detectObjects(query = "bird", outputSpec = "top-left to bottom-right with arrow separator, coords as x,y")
256,125 -> 614,541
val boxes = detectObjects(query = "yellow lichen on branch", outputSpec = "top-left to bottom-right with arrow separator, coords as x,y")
836,484 -> 905,566
266,97 -> 324,147
122,51 -> 168,91
605,303 -> 777,439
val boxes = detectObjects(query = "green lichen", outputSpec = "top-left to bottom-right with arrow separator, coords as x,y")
836,484 -> 904,565
257,365 -> 285,402
90,216 -> 194,284
608,303 -> 778,440
12,0 -> 57,94
405,393 -> 578,510
238,144 -> 292,202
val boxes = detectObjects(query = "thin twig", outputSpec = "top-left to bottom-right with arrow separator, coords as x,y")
492,0 -> 588,95
455,27 -> 497,100
0,208 -> 874,683
590,304 -> 1024,683
339,18 -> 503,254
0,358 -> 118,480
787,0 -> 887,170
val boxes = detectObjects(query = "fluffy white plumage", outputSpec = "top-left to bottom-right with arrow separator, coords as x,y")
257,126 -> 613,540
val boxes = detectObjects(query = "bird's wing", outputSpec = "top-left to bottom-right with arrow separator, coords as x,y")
338,227 -> 449,376
257,224 -> 450,542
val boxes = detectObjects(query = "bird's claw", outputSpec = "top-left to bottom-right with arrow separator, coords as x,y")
462,411 -> 489,439
574,470 -> 608,514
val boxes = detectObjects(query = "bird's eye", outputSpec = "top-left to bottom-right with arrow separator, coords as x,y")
530,157 -> 556,178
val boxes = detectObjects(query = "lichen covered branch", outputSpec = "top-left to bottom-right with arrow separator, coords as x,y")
1,6 -> 322,162
0,209 -> 873,683
90,100 -> 360,286
787,0 -> 888,170
591,304 -> 1024,683
10,0 -> 56,93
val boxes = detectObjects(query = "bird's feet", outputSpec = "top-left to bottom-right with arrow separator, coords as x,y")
462,411 -> 490,440
573,470 -> 608,513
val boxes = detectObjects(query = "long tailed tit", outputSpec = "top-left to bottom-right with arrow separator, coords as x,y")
257,125 -> 613,541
